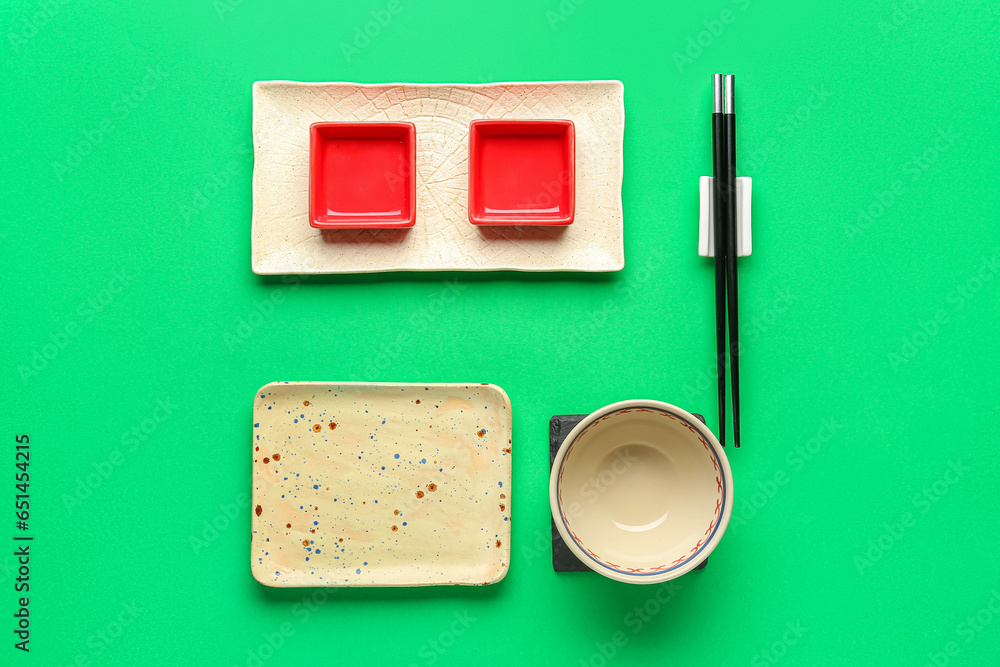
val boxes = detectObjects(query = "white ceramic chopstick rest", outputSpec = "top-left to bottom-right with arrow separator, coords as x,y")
698,176 -> 752,258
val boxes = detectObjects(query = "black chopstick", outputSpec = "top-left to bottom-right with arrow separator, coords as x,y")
724,74 -> 741,448
711,74 -> 728,448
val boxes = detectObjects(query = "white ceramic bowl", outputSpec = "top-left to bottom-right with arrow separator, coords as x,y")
549,400 -> 734,584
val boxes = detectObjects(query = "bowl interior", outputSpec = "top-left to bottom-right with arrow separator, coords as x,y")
555,406 -> 727,576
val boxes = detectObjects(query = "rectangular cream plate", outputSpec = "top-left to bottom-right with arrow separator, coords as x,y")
251,382 -> 511,587
251,80 -> 624,274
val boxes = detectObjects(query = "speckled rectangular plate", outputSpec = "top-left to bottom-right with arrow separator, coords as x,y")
251,382 -> 512,587
251,80 -> 625,274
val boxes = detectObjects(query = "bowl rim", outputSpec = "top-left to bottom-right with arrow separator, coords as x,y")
548,399 -> 734,584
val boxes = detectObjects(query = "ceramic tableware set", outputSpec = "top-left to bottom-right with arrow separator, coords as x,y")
250,80 -> 743,588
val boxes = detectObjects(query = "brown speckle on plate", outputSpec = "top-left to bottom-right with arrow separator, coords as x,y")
427,483 -> 437,492
304,400 -> 310,406
262,457 -> 270,464
499,503 -> 506,511
477,429 -> 486,437
272,453 -> 280,461
312,424 -> 322,432
255,505 -> 262,516
391,525 -> 398,532
329,422 -> 337,430
416,491 -> 424,498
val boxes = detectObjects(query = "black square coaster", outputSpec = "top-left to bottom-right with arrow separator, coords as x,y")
549,412 -> 710,573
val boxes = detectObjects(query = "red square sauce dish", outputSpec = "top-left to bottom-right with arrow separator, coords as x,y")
468,119 -> 575,226
309,122 -> 416,229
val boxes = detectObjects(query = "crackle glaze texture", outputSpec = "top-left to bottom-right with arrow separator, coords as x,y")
251,81 -> 624,274
251,382 -> 512,587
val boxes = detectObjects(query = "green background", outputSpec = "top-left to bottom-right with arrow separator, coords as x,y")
3,0 -> 999,665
